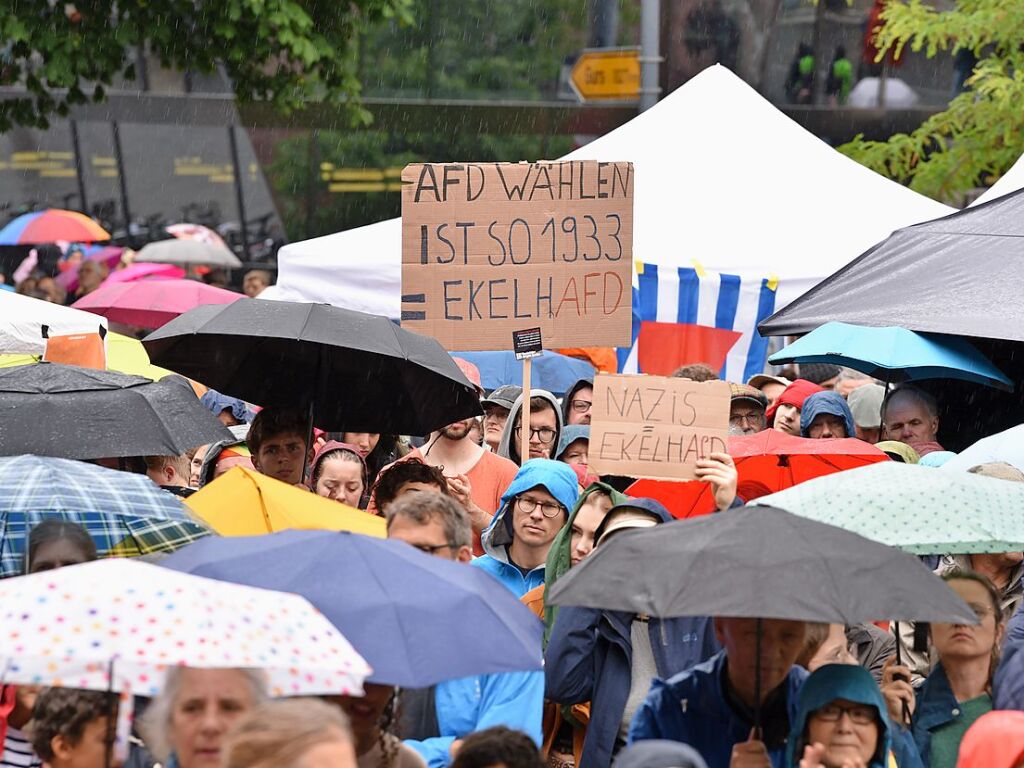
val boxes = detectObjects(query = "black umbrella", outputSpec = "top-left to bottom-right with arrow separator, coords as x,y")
0,363 -> 233,460
547,505 -> 975,624
142,299 -> 481,434
547,505 -> 975,732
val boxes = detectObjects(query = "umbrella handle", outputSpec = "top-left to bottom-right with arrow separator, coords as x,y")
892,620 -> 912,727
753,617 -> 762,737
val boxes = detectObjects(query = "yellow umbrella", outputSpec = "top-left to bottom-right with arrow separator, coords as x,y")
185,466 -> 386,538
0,332 -> 208,396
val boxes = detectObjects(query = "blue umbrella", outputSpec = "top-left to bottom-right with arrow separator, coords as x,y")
161,529 -> 543,687
0,455 -> 212,576
452,350 -> 594,395
768,321 -> 1012,391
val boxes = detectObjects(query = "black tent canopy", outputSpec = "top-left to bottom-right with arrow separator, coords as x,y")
760,187 -> 1024,449
760,186 -> 1024,341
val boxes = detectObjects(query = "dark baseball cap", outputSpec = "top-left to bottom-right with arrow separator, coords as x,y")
481,384 -> 522,411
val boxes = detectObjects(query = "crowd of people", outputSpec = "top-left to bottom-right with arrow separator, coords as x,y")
3,348 -> 1024,768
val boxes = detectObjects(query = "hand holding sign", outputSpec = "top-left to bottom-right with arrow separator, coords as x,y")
588,373 -> 732,481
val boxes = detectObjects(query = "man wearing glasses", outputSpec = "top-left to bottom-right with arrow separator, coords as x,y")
472,458 -> 580,597
562,379 -> 593,426
498,391 -> 564,467
385,492 -> 544,768
728,383 -> 769,437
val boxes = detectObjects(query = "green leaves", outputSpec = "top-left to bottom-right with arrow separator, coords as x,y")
841,0 -> 1024,202
0,0 -> 410,131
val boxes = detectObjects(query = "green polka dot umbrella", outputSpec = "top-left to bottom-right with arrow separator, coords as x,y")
755,461 -> 1024,555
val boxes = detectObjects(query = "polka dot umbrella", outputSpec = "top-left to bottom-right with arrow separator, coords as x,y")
0,558 -> 371,758
754,461 -> 1024,555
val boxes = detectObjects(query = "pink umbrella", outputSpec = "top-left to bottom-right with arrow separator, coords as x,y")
72,279 -> 243,328
166,223 -> 229,250
55,246 -> 125,292
103,263 -> 186,285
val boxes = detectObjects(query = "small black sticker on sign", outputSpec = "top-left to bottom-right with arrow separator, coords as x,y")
513,327 -> 543,360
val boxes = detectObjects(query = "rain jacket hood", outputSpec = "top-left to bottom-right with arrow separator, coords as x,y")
955,711 -> 1024,768
200,389 -> 253,423
556,425 -> 590,460
473,459 -> 579,597
785,664 -> 892,768
593,497 -> 673,543
542,481 -> 629,640
766,379 -> 824,424
498,389 -> 564,466
562,378 -> 593,423
800,391 -> 856,439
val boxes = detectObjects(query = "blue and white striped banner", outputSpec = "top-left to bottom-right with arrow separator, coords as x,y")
618,264 -> 777,382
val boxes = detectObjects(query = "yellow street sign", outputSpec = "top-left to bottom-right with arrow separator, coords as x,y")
570,48 -> 641,102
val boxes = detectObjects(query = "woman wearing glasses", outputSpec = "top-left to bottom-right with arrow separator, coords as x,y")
472,458 -> 579,597
881,571 -> 1005,768
788,664 -> 921,768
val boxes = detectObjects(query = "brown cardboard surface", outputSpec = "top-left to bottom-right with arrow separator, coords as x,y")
401,161 -> 634,351
588,373 -> 731,480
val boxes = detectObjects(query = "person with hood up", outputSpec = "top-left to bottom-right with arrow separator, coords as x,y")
498,391 -> 564,467
473,459 -> 579,597
786,664 -> 922,768
800,392 -> 855,440
546,499 -> 721,768
562,379 -> 593,426
555,425 -> 590,469
768,380 -> 825,436
386,493 -> 544,768
954,711 -> 1024,768
521,482 -> 624,767
200,389 -> 253,426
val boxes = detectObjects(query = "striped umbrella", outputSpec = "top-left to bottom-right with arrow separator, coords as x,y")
0,454 -> 213,576
0,209 -> 110,245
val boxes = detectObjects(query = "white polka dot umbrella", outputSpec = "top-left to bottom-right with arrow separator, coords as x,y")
0,558 -> 371,758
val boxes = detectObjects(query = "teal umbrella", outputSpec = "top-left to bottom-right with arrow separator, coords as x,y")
768,321 -> 1013,391
755,461 -> 1024,555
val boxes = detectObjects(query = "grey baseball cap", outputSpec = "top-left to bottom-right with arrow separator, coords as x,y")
481,384 -> 522,411
847,382 -> 885,428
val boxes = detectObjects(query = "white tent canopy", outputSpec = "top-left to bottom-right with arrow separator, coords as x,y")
0,291 -> 108,355
265,64 -> 953,316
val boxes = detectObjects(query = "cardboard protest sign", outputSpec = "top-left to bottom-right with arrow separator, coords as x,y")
401,161 -> 633,351
588,373 -> 731,481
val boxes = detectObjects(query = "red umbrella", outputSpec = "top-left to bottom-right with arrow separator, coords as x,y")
626,430 -> 889,519
72,279 -> 242,329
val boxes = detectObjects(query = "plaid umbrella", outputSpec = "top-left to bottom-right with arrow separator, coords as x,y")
0,455 -> 212,576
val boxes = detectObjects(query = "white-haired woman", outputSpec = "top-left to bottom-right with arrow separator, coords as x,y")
140,668 -> 266,768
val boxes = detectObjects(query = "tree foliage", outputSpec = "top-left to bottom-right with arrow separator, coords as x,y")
0,0 -> 412,131
268,0 -> 588,238
839,0 -> 1024,202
